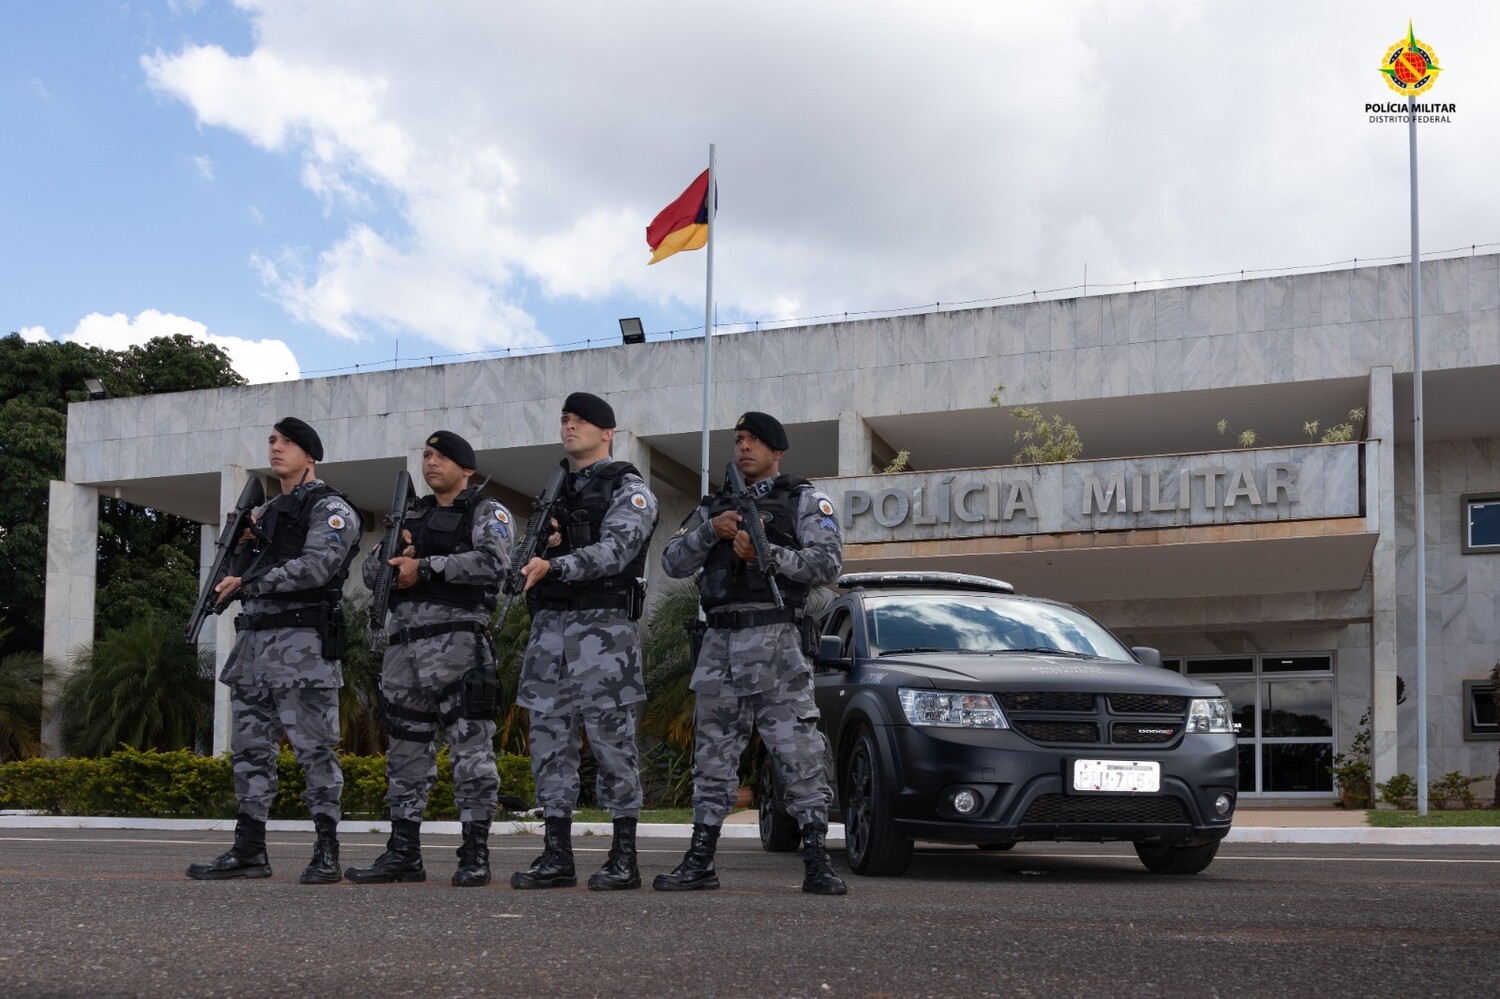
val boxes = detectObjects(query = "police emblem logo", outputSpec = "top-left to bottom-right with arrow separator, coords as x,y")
630,492 -> 648,510
427,435 -> 439,446
735,415 -> 746,427
496,508 -> 510,524
328,514 -> 346,530
818,498 -> 834,517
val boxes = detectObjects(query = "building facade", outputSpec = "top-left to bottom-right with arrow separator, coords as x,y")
45,254 -> 1500,802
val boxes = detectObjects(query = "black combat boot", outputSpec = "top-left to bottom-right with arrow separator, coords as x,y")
299,813 -> 342,884
452,820 -> 492,888
510,815 -> 577,889
345,817 -> 426,884
587,817 -> 641,891
799,823 -> 847,896
186,813 -> 271,880
652,822 -> 721,891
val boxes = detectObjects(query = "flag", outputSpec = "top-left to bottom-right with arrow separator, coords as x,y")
646,169 -> 711,264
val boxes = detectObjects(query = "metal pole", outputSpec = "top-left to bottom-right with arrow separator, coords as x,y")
1408,95 -> 1428,815
699,143 -> 717,498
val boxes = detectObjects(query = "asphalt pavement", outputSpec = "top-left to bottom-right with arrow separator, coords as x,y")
2,824 -> 1498,997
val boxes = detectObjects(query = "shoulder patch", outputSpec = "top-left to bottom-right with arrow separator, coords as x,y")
630,493 -> 648,510
495,508 -> 510,525
818,498 -> 835,517
328,514 -> 347,530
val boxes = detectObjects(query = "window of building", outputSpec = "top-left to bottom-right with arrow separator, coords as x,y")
1178,652 -> 1336,797
1461,493 -> 1500,555
1462,680 -> 1499,741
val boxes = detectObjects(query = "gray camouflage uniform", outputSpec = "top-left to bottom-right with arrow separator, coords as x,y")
220,481 -> 361,823
517,461 -> 658,819
662,479 -> 842,827
362,495 -> 513,824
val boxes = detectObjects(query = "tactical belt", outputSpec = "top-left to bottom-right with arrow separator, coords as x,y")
388,620 -> 487,646
529,594 -> 633,612
236,608 -> 328,632
705,608 -> 800,631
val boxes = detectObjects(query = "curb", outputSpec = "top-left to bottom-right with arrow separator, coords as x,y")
5,814 -> 1500,845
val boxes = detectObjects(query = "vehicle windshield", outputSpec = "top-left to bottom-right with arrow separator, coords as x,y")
864,592 -> 1133,660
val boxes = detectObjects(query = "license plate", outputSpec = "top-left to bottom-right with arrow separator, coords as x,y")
1071,759 -> 1161,793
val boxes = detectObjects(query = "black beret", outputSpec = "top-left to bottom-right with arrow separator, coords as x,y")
562,391 -> 616,429
274,416 -> 324,461
425,430 -> 476,470
735,411 -> 789,451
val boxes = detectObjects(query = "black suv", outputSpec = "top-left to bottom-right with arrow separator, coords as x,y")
758,572 -> 1238,876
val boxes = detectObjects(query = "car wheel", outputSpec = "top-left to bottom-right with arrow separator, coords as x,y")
975,842 -> 1016,851
757,754 -> 800,853
842,729 -> 912,876
1133,840 -> 1220,875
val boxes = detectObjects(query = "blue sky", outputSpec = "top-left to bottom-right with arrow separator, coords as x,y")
3,2 -> 1497,384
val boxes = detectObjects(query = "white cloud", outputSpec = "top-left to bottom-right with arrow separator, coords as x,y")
138,1 -> 1500,353
28,78 -> 50,100
64,310 -> 301,384
193,154 -> 214,179
17,326 -> 51,343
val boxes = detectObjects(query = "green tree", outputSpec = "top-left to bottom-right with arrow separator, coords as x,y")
0,333 -> 244,652
0,620 -> 50,761
56,615 -> 213,757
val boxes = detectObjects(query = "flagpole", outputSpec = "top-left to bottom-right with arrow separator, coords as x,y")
1408,94 -> 1428,815
699,143 -> 717,498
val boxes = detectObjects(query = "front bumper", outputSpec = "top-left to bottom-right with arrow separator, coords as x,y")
874,723 -> 1239,846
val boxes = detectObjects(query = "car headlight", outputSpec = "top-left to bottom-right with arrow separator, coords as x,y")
1185,697 -> 1234,734
899,689 -> 1008,729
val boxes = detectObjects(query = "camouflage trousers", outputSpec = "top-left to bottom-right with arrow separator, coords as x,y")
229,684 -> 343,823
382,680 -> 499,824
528,703 -> 641,819
691,672 -> 832,828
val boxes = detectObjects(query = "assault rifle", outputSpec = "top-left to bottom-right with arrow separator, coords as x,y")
725,460 -> 784,610
368,470 -> 420,652
184,476 -> 265,643
496,462 -> 568,626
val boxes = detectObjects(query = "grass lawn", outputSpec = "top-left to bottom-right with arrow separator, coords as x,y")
1365,808 -> 1500,827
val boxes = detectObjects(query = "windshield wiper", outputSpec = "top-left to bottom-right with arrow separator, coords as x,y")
990,647 -> 1096,658
877,647 -> 956,656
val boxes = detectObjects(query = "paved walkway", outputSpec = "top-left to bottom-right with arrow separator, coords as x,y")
6,805 -> 1499,845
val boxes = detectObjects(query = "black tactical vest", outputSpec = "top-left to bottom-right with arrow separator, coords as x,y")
530,460 -> 653,603
244,481 -> 358,607
391,485 -> 496,611
698,474 -> 812,609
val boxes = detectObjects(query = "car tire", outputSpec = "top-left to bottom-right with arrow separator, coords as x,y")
842,729 -> 913,876
757,754 -> 800,853
1133,840 -> 1220,875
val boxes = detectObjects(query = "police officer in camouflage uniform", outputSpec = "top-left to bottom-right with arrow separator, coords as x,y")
510,392 -> 658,891
346,430 -> 513,888
657,411 -> 847,895
187,417 -> 361,884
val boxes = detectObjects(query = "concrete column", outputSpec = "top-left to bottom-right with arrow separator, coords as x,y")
211,465 -> 249,755
406,449 -> 428,497
612,429 -> 651,482
838,411 -> 873,477
42,481 -> 99,756
1367,366 -> 1398,791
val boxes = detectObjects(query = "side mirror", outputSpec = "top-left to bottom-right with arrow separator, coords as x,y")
1131,646 -> 1164,669
815,635 -> 851,671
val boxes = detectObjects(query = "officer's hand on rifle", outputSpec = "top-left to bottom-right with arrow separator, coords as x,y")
519,556 -> 552,590
732,530 -> 760,562
544,517 -> 562,549
213,575 -> 242,604
709,509 -> 742,540
387,556 -> 421,589
400,529 -> 415,559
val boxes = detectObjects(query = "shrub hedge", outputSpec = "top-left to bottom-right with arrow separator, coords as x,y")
0,746 -> 535,820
